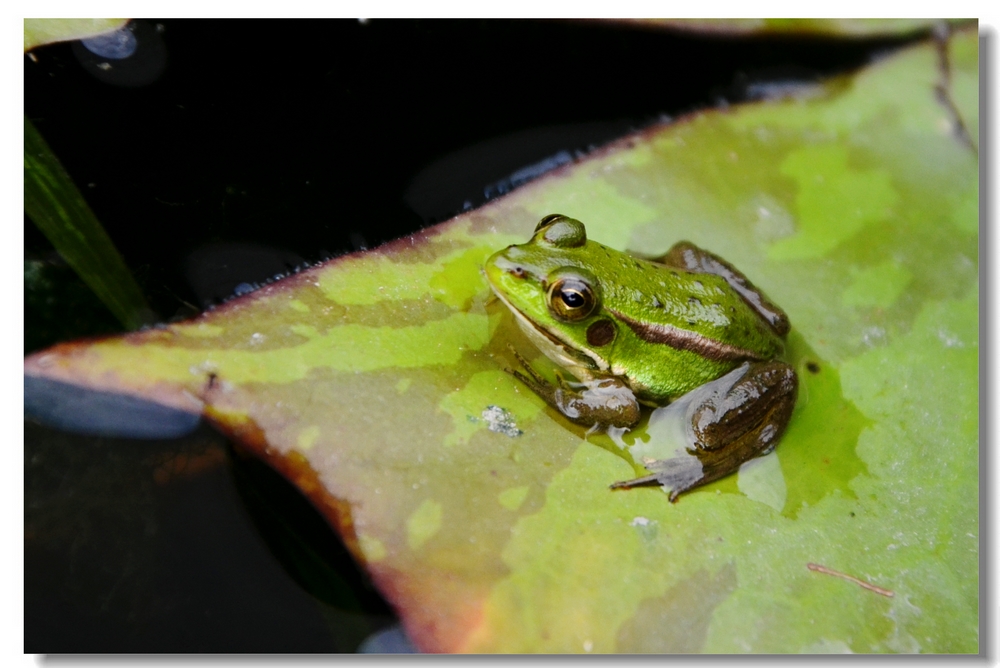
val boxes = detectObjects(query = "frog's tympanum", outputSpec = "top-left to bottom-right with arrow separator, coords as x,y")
484,214 -> 798,501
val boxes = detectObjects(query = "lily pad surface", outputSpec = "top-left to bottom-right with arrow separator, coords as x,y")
651,18 -> 971,37
23,19 -> 128,52
24,28 -> 978,653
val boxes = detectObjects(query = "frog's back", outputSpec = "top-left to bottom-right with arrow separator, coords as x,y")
587,247 -> 785,401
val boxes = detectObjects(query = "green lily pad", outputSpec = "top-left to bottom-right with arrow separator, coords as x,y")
650,18 -> 972,37
24,19 -> 128,52
24,28 -> 978,653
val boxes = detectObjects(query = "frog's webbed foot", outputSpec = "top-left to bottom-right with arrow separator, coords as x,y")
652,241 -> 789,337
504,345 -> 640,430
610,457 -> 707,502
611,360 -> 798,501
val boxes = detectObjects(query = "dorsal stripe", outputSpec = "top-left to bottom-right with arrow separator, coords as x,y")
608,308 -> 765,362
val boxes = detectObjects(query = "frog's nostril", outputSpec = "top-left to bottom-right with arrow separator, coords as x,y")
510,267 -> 526,278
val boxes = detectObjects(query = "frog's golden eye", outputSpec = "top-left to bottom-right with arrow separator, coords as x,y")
547,274 -> 599,322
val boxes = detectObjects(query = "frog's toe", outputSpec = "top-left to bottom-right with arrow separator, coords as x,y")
610,453 -> 706,501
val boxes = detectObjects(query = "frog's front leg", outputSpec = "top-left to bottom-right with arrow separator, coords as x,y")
611,360 -> 798,501
506,347 -> 641,430
654,241 -> 789,337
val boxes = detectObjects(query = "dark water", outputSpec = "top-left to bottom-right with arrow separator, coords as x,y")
24,19 -> 921,652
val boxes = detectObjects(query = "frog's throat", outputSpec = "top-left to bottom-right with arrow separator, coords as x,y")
490,287 -> 604,373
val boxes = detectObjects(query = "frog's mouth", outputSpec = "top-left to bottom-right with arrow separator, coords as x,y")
487,282 -> 605,373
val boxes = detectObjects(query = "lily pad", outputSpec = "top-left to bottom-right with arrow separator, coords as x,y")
24,27 -> 978,653
649,18 -> 972,37
24,19 -> 129,52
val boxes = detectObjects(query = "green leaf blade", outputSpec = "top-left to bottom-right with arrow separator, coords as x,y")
25,117 -> 153,330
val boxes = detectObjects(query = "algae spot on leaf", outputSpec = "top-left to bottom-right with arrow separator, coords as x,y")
428,246 -> 493,310
778,333 -> 870,517
296,425 -> 321,451
407,499 -> 443,551
948,181 -> 978,236
841,260 -> 913,309
615,562 -> 737,653
470,443 -> 654,653
316,231 -> 478,307
769,144 -> 899,260
840,287 -> 977,495
288,298 -> 311,313
358,534 -> 387,563
497,486 -> 530,511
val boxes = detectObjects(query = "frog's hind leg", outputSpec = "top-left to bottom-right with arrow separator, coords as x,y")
611,360 -> 798,501
653,241 -> 789,337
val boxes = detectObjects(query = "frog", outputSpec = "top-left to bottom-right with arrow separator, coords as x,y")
483,214 -> 798,501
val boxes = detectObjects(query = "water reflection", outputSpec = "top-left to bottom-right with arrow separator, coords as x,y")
71,20 -> 167,87
81,26 -> 138,59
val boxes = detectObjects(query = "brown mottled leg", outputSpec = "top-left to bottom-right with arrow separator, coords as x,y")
611,361 -> 798,501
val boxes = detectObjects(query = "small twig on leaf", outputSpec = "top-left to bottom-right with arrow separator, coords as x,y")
807,562 -> 895,598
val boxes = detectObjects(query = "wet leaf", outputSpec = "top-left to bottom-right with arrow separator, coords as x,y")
24,28 -> 978,653
23,18 -> 128,52
649,18 -> 972,37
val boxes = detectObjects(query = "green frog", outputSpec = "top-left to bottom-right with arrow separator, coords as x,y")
484,214 -> 798,500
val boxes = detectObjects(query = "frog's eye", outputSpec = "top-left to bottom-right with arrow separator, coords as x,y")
547,272 -> 599,322
534,215 -> 587,248
535,214 -> 566,232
